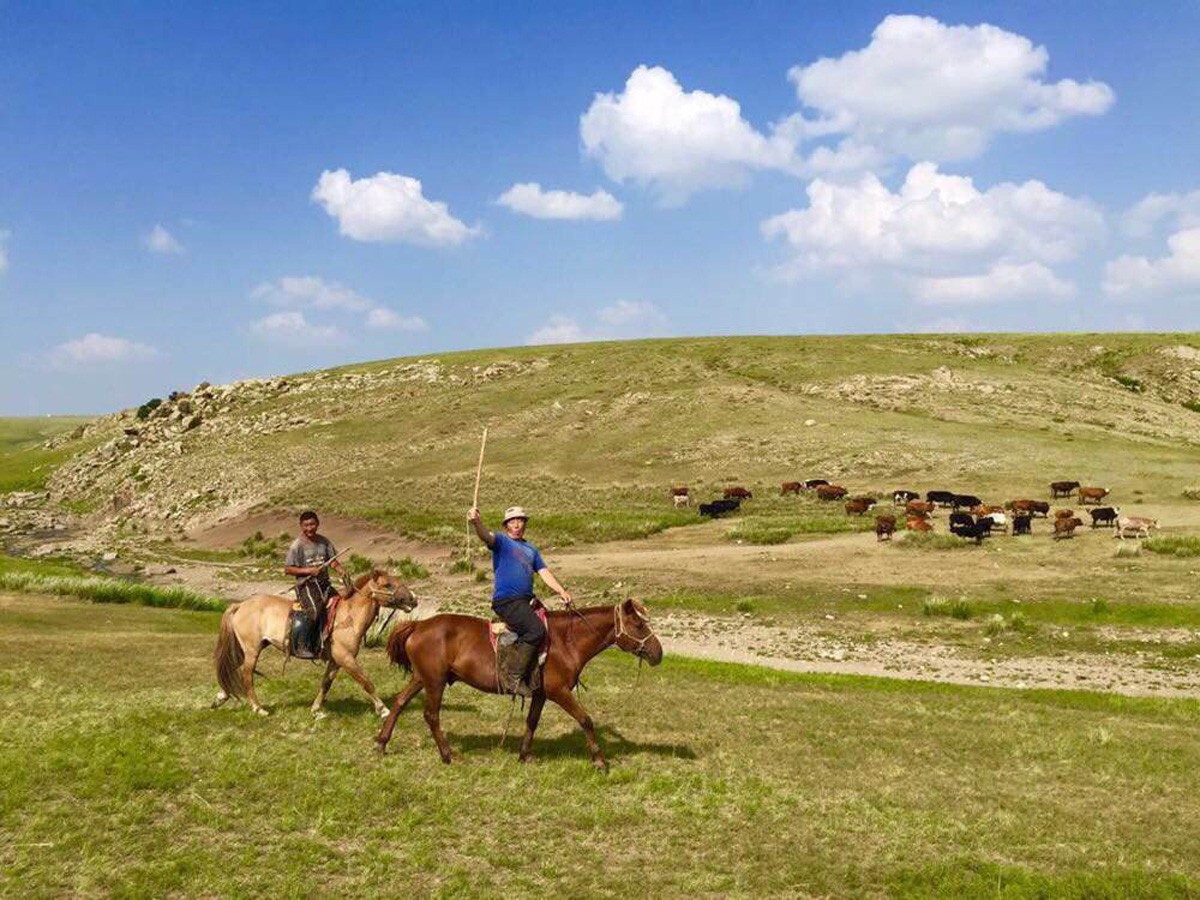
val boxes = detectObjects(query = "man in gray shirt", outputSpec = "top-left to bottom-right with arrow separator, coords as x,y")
284,510 -> 346,635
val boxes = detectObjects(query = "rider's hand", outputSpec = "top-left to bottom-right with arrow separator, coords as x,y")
467,507 -> 481,524
560,590 -> 574,607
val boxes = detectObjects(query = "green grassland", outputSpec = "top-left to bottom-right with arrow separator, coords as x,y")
1,591 -> 1198,897
0,416 -> 91,492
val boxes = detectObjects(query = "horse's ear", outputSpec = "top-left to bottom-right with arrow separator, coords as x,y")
626,597 -> 648,620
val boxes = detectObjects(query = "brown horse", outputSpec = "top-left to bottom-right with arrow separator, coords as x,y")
375,598 -> 662,770
212,570 -> 417,717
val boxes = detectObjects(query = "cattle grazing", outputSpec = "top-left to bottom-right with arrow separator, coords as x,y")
949,513 -> 987,544
926,490 -> 957,507
1050,480 -> 1080,498
1010,499 -> 1050,517
1115,516 -> 1158,539
985,512 -> 1008,533
892,490 -> 920,505
1055,508 -> 1075,520
816,484 -> 848,501
875,515 -> 896,541
670,485 -> 689,499
1053,516 -> 1084,540
699,498 -> 741,518
673,494 -> 690,509
780,482 -> 803,496
952,494 -> 982,511
724,486 -> 753,500
845,498 -> 875,516
973,516 -> 995,536
905,500 -> 935,517
1089,506 -> 1119,528
803,479 -> 829,489
1078,486 -> 1110,505
906,516 -> 933,533
1012,514 -> 1032,535
949,512 -> 977,535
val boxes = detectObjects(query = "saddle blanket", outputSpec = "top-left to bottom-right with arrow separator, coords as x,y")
488,606 -> 550,666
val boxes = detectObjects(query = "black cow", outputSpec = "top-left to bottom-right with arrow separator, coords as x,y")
927,490 -> 957,507
1089,506 -> 1119,528
1012,514 -> 1032,535
699,498 -> 741,518
1050,480 -> 1080,498
803,479 -> 830,489
949,512 -> 976,535
952,494 -> 982,510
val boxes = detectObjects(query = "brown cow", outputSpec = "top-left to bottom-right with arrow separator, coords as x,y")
906,500 -> 935,517
724,487 -> 753,500
1009,499 -> 1050,517
1078,486 -> 1109,505
875,515 -> 896,541
780,482 -> 803,495
1053,516 -> 1083,540
971,504 -> 1003,516
1054,508 -> 1075,520
1050,480 -> 1080,498
816,484 -> 848,501
906,516 -> 933,533
670,485 -> 689,498
845,498 -> 875,515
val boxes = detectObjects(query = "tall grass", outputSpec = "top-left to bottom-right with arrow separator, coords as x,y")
0,571 -> 224,611
1144,535 -> 1200,558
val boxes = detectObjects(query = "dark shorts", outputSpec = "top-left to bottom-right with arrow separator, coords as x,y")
492,594 -> 546,646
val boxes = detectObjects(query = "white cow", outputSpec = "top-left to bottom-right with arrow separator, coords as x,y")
1115,516 -> 1158,539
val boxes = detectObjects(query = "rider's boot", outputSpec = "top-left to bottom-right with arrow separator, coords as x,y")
501,641 -> 538,697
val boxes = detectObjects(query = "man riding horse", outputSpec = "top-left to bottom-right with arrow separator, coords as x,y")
284,510 -> 347,656
467,504 -> 573,695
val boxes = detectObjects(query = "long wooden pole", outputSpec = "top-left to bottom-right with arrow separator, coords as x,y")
466,427 -> 488,559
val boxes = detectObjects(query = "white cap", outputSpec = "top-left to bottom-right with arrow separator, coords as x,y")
502,506 -> 529,524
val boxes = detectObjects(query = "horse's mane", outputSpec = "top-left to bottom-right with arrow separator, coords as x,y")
546,599 -> 648,620
352,569 -> 386,591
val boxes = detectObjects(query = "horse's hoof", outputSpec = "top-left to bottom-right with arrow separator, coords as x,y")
374,740 -> 387,755
593,759 -> 608,773
376,707 -> 389,719
255,707 -> 270,717
312,710 -> 327,720
440,754 -> 452,765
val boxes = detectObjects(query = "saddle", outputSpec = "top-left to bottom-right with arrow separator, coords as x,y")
488,608 -> 550,692
286,603 -> 325,660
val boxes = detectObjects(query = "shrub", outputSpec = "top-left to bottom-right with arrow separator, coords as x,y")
1112,374 -> 1143,393
922,596 -> 971,619
1114,543 -> 1141,559
734,599 -> 754,613
983,614 -> 1006,636
898,532 -> 975,551
239,531 -> 281,561
1144,535 -> 1200,558
449,558 -> 475,575
1091,598 -> 1110,615
1182,400 -> 1200,414
135,398 -> 162,420
346,554 -> 374,575
387,556 -> 430,580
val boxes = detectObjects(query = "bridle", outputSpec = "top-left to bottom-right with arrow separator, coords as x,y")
613,602 -> 658,659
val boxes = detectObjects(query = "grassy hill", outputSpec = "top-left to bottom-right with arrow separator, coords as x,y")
0,416 -> 92,493
17,333 -> 1200,544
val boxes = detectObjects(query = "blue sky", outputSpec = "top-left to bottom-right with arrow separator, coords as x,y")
2,2 -> 1198,414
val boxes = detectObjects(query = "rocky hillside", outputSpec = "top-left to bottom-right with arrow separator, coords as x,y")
20,333 -> 1200,544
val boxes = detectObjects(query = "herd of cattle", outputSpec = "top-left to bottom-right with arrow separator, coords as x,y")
670,479 -> 1162,545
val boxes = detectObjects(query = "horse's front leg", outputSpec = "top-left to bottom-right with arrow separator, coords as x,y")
518,692 -> 546,763
550,688 -> 606,771
311,660 -> 340,717
332,647 -> 388,717
375,677 -> 423,752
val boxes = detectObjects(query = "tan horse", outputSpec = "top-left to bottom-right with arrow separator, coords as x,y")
212,570 -> 417,717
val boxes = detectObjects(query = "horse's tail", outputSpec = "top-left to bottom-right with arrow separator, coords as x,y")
386,620 -> 419,671
214,603 -> 246,699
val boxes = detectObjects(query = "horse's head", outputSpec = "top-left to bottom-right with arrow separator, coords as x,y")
613,598 -> 663,666
357,570 -> 418,612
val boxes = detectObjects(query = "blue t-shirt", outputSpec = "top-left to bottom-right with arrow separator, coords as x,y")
491,532 -> 546,602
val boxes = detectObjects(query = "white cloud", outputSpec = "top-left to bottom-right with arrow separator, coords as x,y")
762,163 -> 1101,297
595,299 -> 667,327
580,65 -> 797,204
50,333 -> 159,368
249,311 -> 346,347
1103,227 -> 1200,297
250,276 -> 371,311
496,183 -> 623,221
787,15 -> 1114,164
527,300 -> 669,345
0,230 -> 9,274
366,307 -> 428,331
914,262 -> 1076,306
143,224 -> 184,255
311,169 -> 479,246
527,315 -> 587,345
912,316 -> 981,334
1121,190 -> 1200,237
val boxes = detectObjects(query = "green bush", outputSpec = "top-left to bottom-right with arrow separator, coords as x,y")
1144,535 -> 1200,558
921,597 -> 971,619
347,553 -> 374,575
0,571 -> 223,611
898,532 -> 976,551
135,398 -> 162,419
387,555 -> 430,580
1112,374 -> 1143,393
449,558 -> 474,575
1182,400 -> 1200,414
239,530 -> 282,561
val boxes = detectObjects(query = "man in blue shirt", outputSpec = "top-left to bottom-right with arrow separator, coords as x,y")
467,504 -> 573,695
